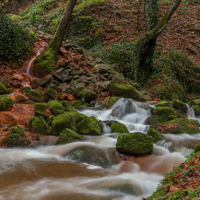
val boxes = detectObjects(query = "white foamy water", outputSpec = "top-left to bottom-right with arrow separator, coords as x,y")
0,98 -> 199,200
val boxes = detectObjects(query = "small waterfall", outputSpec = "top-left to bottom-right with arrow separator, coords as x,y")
26,42 -> 44,75
80,98 -> 151,133
186,104 -> 195,119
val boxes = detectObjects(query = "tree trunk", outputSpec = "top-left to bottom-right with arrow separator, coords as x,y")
33,0 -> 77,77
129,0 -> 182,83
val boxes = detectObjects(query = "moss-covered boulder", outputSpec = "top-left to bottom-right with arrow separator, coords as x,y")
32,47 -> 56,78
56,128 -> 83,145
77,116 -> 102,136
15,95 -> 27,103
23,89 -> 43,102
73,87 -> 97,103
3,134 -> 27,148
34,111 -> 49,121
192,105 -> 200,115
0,95 -> 14,111
110,122 -> 129,133
189,99 -> 200,107
9,125 -> 25,136
147,128 -> 161,143
153,107 -> 175,116
116,132 -> 153,155
31,116 -> 50,135
27,116 -> 37,128
43,88 -> 56,99
173,99 -> 187,113
48,100 -> 65,116
107,79 -> 147,101
145,115 -> 171,128
71,100 -> 87,110
35,103 -> 47,112
61,100 -> 74,112
154,101 -> 171,107
0,82 -> 7,94
47,115 -> 55,126
52,111 -> 87,136
156,118 -> 200,134
194,144 -> 200,152
67,145 -> 112,167
102,96 -> 120,108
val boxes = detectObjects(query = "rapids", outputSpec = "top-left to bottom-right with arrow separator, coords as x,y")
0,98 -> 199,200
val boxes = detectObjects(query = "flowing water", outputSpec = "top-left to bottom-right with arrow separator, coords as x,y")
1,98 -> 200,200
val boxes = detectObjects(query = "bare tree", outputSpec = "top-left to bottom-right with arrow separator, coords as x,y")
33,0 -> 77,77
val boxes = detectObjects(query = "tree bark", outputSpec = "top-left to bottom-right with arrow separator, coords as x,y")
48,0 -> 77,55
129,0 -> 182,82
33,0 -> 77,77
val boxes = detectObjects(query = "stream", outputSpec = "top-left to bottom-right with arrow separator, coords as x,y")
1,98 -> 200,200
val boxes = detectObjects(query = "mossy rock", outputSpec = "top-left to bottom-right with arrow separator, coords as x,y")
43,88 -> 56,99
153,107 -> 175,116
189,99 -> 200,107
107,79 -> 147,101
56,128 -> 83,145
9,125 -> 25,136
27,116 -> 37,128
15,95 -> 27,103
7,88 -> 13,94
67,146 -> 112,168
52,111 -> 87,136
61,100 -> 69,107
31,116 -> 50,135
145,115 -> 171,125
147,128 -> 161,143
0,82 -> 7,94
0,95 -> 14,111
154,101 -> 171,107
156,118 -> 200,134
35,103 -> 47,112
173,99 -> 187,113
192,105 -> 200,115
110,122 -> 129,134
73,87 -> 97,103
3,134 -> 27,147
48,100 -> 65,116
34,111 -> 49,121
32,47 -> 56,78
71,100 -> 87,110
24,89 -> 43,102
116,132 -> 153,155
102,96 -> 120,108
77,116 -> 102,136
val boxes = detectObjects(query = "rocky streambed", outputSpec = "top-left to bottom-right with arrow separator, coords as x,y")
1,40 -> 200,199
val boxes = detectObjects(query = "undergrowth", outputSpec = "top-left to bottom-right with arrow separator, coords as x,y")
0,7 -> 34,64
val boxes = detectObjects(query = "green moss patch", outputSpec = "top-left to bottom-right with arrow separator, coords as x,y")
110,122 -> 129,134
0,95 -> 14,111
31,116 -> 50,135
56,128 -> 83,145
116,132 -> 153,155
48,100 -> 65,116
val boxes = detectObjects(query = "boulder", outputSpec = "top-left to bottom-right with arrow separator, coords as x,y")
116,132 -> 153,155
35,103 -> 47,112
73,87 -> 97,103
67,145 -> 111,167
9,125 -> 25,136
110,122 -> 129,134
0,95 -> 14,111
93,64 -> 116,74
48,100 -> 65,116
56,128 -> 83,145
107,79 -> 147,101
147,128 -> 161,143
52,111 -> 87,136
43,88 -> 56,99
3,134 -> 28,147
102,96 -> 120,108
31,116 -> 50,135
78,116 -> 102,136
15,95 -> 28,103
153,107 -> 175,116
173,99 -> 187,113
